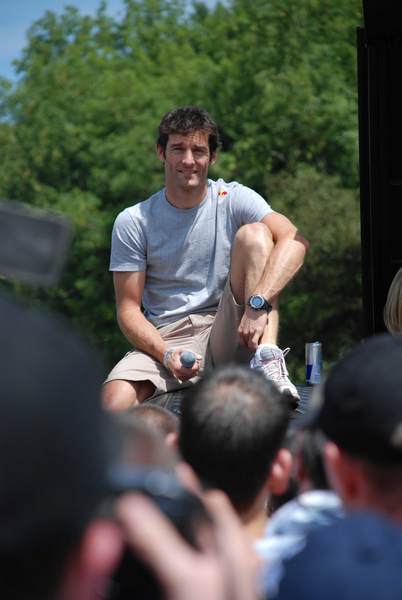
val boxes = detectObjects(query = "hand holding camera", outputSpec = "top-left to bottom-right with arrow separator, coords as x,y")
115,487 -> 258,600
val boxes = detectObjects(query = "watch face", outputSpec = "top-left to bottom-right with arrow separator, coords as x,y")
250,295 -> 265,309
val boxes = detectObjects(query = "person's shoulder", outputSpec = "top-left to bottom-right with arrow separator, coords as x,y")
267,490 -> 344,538
140,188 -> 165,209
214,178 -> 265,198
209,178 -> 250,199
213,180 -> 270,215
116,189 -> 164,223
210,178 -> 241,192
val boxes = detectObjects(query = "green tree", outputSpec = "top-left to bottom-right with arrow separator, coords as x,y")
267,166 -> 362,379
192,0 -> 362,190
0,0 -> 363,374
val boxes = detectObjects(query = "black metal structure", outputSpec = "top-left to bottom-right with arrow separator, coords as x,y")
358,1 -> 402,335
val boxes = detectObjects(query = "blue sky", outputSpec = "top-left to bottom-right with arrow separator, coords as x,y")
0,0 -> 215,82
1,0 -> 126,81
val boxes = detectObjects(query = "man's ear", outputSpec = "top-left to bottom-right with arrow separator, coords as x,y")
175,460 -> 203,496
156,144 -> 165,162
209,151 -> 217,166
268,448 -> 293,495
165,431 -> 178,449
324,441 -> 361,506
323,440 -> 344,495
60,519 -> 123,600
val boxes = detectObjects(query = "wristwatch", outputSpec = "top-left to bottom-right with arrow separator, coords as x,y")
247,294 -> 273,313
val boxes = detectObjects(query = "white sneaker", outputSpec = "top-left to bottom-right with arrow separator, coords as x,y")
250,344 -> 300,402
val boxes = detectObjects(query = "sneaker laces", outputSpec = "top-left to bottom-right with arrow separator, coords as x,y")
251,345 -> 299,401
256,346 -> 291,383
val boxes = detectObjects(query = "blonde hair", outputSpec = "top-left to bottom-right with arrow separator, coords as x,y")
384,268 -> 402,334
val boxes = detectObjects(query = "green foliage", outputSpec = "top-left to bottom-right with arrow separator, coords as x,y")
190,0 -> 362,190
266,166 -> 362,379
0,0 -> 363,373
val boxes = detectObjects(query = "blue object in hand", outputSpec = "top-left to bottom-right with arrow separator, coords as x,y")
180,351 -> 196,368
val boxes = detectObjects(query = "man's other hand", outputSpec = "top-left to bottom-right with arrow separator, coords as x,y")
238,307 -> 268,350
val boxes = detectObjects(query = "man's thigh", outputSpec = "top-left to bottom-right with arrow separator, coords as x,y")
207,279 -> 254,367
105,314 -> 216,396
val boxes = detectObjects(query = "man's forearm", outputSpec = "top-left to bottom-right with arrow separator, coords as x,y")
117,307 -> 166,364
254,233 -> 308,301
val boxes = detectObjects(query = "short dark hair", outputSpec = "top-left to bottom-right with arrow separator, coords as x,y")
0,296 -> 113,599
157,106 -> 220,155
179,365 -> 290,512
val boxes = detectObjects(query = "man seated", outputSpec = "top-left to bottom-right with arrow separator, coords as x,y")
102,106 -> 308,411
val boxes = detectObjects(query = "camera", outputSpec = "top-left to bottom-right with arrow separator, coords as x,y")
0,198 -> 71,286
104,466 -> 211,600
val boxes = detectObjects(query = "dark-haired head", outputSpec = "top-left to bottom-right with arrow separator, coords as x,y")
179,365 -> 290,512
157,106 -> 220,156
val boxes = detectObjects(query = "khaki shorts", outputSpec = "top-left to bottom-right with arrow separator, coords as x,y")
105,280 -> 253,397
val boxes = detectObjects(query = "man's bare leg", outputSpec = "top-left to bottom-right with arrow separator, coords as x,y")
230,222 -> 299,402
102,379 -> 155,412
230,222 -> 278,344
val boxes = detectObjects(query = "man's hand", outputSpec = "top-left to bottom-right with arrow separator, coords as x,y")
238,307 -> 268,350
164,348 -> 202,382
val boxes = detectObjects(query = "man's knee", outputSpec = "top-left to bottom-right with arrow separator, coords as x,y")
102,379 -> 155,412
234,222 -> 273,256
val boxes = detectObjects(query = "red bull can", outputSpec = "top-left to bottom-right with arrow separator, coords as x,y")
305,342 -> 322,385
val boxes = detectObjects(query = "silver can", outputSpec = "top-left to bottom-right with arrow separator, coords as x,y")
305,342 -> 322,385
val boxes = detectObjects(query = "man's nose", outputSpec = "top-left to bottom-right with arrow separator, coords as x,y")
182,149 -> 195,164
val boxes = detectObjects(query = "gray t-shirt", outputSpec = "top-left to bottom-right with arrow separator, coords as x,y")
110,178 -> 272,327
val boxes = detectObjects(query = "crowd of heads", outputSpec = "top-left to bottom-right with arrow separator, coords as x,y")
5,288 -> 402,599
